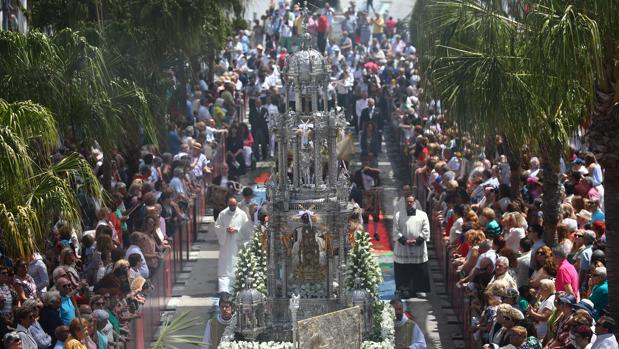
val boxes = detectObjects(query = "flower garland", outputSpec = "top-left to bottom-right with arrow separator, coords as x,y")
232,228 -> 268,296
346,230 -> 383,299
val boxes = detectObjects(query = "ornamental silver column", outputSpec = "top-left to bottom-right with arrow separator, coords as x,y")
314,127 -> 322,187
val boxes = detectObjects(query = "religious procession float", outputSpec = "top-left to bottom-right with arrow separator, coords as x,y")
218,24 -> 397,349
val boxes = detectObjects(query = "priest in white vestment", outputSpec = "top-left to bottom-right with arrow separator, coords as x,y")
214,197 -> 250,293
391,298 -> 427,349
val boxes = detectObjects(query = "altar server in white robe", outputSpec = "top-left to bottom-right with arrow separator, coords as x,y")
215,197 -> 250,292
202,292 -> 234,349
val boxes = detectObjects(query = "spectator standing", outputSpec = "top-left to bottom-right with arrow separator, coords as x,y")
592,316 -> 618,349
588,267 -> 608,320
317,13 -> 329,54
38,292 -> 62,343
370,13 -> 384,42
53,326 -> 69,349
21,299 -> 51,349
27,253 -> 48,295
577,230 -> 595,293
553,245 -> 579,299
249,99 -> 269,162
55,278 -> 76,326
13,260 -> 37,302
14,306 -> 37,349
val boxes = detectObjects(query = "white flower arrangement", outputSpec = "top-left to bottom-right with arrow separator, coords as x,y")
232,231 -> 268,296
346,230 -> 383,299
379,301 -> 395,343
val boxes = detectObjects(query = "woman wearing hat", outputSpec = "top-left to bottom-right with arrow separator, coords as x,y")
545,294 -> 577,348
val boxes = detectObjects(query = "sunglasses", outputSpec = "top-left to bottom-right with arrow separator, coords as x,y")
94,302 -> 106,306
575,234 -> 584,238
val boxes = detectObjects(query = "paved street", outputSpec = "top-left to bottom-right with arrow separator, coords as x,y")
161,124 -> 464,348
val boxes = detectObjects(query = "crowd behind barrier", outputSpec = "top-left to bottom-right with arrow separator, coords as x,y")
3,1 -> 613,349
388,71 -> 611,348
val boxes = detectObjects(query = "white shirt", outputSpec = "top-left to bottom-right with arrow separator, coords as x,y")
535,294 -> 555,339
449,217 -> 463,243
475,249 -> 497,270
504,227 -> 526,253
592,333 -> 619,349
170,176 -> 186,194
125,245 -> 149,278
16,324 -> 38,349
447,156 -> 460,172
192,153 -> 210,178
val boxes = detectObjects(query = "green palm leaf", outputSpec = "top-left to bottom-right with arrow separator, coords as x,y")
0,100 -> 103,259
152,311 -> 204,349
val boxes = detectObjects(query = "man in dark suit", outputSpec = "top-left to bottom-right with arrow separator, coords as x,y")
249,98 -> 269,161
359,98 -> 383,133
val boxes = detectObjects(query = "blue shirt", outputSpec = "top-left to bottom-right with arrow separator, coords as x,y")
167,130 -> 181,155
59,296 -> 76,326
592,209 -> 605,223
590,280 -> 608,320
97,330 -> 108,349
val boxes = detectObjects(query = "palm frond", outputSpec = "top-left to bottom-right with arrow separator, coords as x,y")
152,312 -> 204,349
0,100 -> 103,259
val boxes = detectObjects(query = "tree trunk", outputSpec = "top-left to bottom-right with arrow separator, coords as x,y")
541,151 -> 561,246
585,46 -> 618,317
502,136 -> 522,199
206,40 -> 217,85
603,163 -> 619,318
101,155 -> 112,193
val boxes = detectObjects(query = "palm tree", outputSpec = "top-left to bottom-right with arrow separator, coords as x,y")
0,29 -> 156,155
422,0 -> 536,199
419,0 -> 602,245
0,100 -> 103,259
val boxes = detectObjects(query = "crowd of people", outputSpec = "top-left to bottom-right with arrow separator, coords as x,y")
367,6 -> 613,348
2,0 -> 613,348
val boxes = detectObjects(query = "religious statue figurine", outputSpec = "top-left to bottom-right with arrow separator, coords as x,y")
291,211 -> 326,282
300,143 -> 314,186
347,205 -> 364,248
280,227 -> 292,256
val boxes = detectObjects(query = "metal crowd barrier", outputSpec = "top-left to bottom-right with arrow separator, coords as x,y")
124,190 -> 207,349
